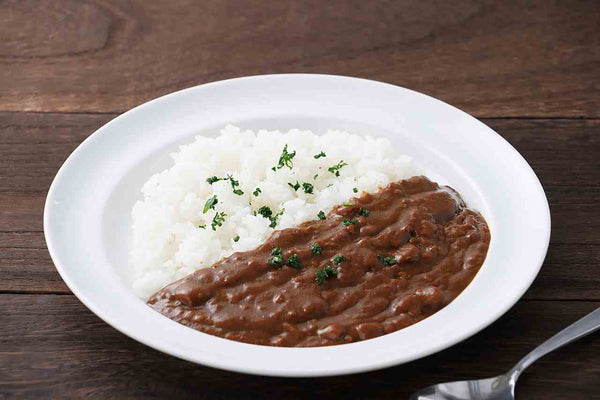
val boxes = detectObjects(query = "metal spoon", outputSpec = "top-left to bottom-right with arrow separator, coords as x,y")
409,307 -> 600,400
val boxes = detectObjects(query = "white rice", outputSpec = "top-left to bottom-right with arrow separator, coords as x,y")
130,125 -> 416,298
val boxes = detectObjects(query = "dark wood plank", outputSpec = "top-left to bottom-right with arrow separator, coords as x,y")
0,248 -> 69,294
0,231 -> 44,248
486,119 -> 600,190
1,295 -> 598,399
1,113 -> 599,298
0,196 -> 44,231
0,0 -> 599,117
0,112 -> 116,196
524,244 -> 600,300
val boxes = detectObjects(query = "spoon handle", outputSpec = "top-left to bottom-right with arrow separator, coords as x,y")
511,307 -> 600,377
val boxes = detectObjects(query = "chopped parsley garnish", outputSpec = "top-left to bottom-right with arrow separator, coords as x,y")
328,160 -> 348,177
353,187 -> 358,193
288,181 -> 300,191
269,208 -> 285,228
206,176 -> 222,184
255,205 -> 284,228
211,212 -> 227,230
332,254 -> 345,264
310,243 -> 322,254
267,247 -> 284,266
257,205 -> 273,219
286,253 -> 302,269
359,208 -> 370,216
302,182 -> 314,194
203,195 -> 218,214
274,144 -> 296,170
342,218 -> 358,226
253,187 -> 262,196
378,255 -> 397,266
198,224 -> 206,229
206,175 -> 243,195
314,151 -> 326,159
342,202 -> 355,207
233,235 -> 240,242
226,174 -> 244,195
313,174 -> 319,180
317,210 -> 326,220
315,265 -> 337,285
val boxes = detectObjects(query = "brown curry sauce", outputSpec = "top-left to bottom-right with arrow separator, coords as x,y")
148,176 -> 490,347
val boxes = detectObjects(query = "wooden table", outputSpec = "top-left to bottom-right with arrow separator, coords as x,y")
2,1 -> 599,398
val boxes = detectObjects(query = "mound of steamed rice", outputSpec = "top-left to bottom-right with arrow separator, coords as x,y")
130,125 -> 416,298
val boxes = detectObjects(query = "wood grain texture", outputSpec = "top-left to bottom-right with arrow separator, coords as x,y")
2,113 -> 599,298
1,296 -> 598,399
0,0 -> 599,116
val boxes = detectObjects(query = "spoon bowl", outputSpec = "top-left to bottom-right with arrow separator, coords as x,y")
409,375 -> 514,400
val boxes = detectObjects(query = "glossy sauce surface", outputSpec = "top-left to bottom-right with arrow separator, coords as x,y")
148,176 -> 490,347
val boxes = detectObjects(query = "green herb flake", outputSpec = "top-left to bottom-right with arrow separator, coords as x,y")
226,174 -> 244,196
198,224 -> 206,229
274,144 -> 296,170
286,253 -> 302,269
203,195 -> 218,214
353,187 -> 358,193
206,176 -> 222,184
302,182 -> 314,194
317,210 -> 326,220
253,187 -> 262,196
288,181 -> 300,191
257,205 -> 273,219
267,247 -> 284,266
332,254 -> 345,264
310,243 -> 322,255
314,151 -> 326,159
269,208 -> 285,228
359,208 -> 370,216
342,202 -> 355,207
328,160 -> 348,177
207,175 -> 243,195
315,265 -> 337,285
313,174 -> 319,180
211,212 -> 227,231
342,218 -> 358,226
377,255 -> 397,266
233,235 -> 240,242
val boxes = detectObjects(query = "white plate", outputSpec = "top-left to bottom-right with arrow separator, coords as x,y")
44,74 -> 550,377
